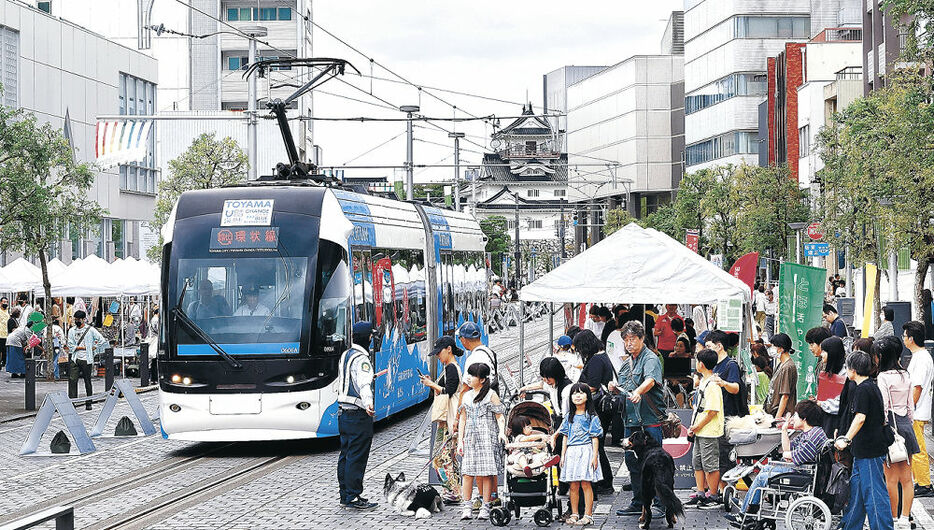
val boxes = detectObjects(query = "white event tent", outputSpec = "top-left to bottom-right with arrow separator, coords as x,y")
0,257 -> 43,292
517,223 -> 754,384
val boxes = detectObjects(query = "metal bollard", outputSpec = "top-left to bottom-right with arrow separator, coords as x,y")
104,348 -> 114,391
140,343 -> 149,387
24,358 -> 36,411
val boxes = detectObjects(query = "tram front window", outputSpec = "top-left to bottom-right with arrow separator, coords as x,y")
174,256 -> 308,355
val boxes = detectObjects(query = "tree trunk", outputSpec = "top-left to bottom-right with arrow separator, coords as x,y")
916,258 -> 931,320
37,249 -> 55,381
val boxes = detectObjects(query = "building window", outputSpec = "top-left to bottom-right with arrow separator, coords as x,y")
527,189 -> 540,198
119,72 -> 158,194
507,220 -> 516,230
0,26 -> 18,108
228,57 -> 244,70
685,72 -> 768,114
278,7 -> 292,20
528,220 -> 543,229
734,16 -> 810,39
228,6 -> 291,21
686,130 -> 759,166
37,1 -> 51,13
554,189 -> 566,197
798,125 -> 810,159
258,7 -> 277,20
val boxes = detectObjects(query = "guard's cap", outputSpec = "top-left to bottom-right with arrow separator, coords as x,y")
458,321 -> 483,339
430,336 -> 463,357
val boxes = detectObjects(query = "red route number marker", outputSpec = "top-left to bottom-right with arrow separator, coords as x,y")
807,222 -> 823,240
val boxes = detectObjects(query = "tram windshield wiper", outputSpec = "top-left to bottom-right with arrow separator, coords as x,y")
173,283 -> 242,370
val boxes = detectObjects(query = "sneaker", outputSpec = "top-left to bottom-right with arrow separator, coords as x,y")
460,506 -> 473,520
684,493 -> 705,508
698,495 -> 721,510
344,497 -> 377,510
616,502 -> 643,516
441,492 -> 461,505
477,503 -> 491,520
896,517 -> 911,530
622,483 -> 633,491
915,485 -> 934,498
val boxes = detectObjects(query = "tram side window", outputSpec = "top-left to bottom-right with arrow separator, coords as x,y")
384,249 -> 427,344
351,250 -> 373,325
315,241 -> 350,357
441,252 -> 456,333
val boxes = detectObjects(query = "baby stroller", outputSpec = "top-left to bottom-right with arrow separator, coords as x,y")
721,427 -> 785,510
723,432 -> 842,530
491,392 -> 561,527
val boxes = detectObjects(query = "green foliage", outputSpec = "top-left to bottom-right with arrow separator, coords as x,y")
816,68 -> 934,315
0,96 -> 104,378
602,208 -> 638,236
480,215 -> 511,276
883,0 -> 934,63
733,164 -> 809,260
147,133 -> 248,261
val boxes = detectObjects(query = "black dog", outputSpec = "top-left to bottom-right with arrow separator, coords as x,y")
624,430 -> 684,529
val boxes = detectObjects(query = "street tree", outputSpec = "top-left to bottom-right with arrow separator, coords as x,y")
147,133 -> 248,261
733,164 -> 809,261
479,215 -> 511,277
816,69 -> 934,317
602,207 -> 638,236
0,95 -> 104,378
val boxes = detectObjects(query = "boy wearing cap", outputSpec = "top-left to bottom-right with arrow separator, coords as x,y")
765,333 -> 798,421
459,322 -> 496,390
554,335 -> 583,383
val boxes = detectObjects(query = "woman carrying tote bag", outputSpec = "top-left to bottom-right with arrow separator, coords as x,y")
420,335 -> 464,504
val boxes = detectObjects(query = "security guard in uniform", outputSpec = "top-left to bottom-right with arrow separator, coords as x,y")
337,322 -> 378,510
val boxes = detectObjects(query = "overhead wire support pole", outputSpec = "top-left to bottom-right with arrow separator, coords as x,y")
449,132 -> 464,211
400,105 -> 419,200
243,25 -> 268,181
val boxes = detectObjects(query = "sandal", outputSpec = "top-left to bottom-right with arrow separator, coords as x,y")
565,514 -> 580,525
574,515 -> 594,526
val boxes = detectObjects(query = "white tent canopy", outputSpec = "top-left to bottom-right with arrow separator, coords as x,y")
0,258 -> 43,292
520,223 -> 752,305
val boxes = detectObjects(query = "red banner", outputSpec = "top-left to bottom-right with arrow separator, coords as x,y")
729,252 -> 759,294
685,230 -> 699,253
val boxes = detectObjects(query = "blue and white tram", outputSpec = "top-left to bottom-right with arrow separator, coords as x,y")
157,184 -> 488,441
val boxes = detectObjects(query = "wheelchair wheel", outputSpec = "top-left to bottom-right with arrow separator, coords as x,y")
722,485 -> 737,512
533,508 -> 553,527
785,496 -> 831,530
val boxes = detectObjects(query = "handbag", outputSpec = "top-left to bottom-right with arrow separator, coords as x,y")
884,378 -> 907,463
431,393 -> 450,423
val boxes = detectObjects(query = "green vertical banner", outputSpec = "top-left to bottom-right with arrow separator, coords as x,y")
778,262 -> 826,399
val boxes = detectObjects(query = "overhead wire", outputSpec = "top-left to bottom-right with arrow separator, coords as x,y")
342,131 -> 406,165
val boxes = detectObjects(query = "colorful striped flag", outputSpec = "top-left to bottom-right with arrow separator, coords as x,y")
95,120 -> 152,169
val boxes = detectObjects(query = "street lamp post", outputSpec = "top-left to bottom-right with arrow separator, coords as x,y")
242,25 -> 268,181
788,222 -> 808,264
400,105 -> 420,200
449,132 -> 464,211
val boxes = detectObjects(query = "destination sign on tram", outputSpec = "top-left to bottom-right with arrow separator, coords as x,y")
210,227 -> 279,251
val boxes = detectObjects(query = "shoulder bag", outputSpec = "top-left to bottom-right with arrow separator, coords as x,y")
625,355 -> 682,439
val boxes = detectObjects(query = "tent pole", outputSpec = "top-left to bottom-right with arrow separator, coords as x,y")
519,303 -> 525,387
548,303 -> 554,357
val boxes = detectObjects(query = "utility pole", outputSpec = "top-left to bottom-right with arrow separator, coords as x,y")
243,25 -> 268,181
449,132 -> 464,211
514,192 -> 521,288
400,105 -> 419,200
559,198 -> 567,259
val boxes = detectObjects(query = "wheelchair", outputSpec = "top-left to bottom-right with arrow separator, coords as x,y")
725,439 -> 841,530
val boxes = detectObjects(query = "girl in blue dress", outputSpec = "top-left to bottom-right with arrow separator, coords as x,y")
558,382 -> 603,526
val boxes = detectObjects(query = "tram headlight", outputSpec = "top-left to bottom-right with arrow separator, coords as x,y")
182,377 -> 192,386
171,374 -> 182,384
286,375 -> 295,384
296,401 -> 311,410
169,404 -> 181,412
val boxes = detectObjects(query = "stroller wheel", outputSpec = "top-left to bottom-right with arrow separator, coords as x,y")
785,496 -> 831,530
534,508 -> 553,527
490,507 -> 509,527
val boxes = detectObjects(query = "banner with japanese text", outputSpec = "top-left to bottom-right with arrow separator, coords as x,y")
778,262 -> 826,399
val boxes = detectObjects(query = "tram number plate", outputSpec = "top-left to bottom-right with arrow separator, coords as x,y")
209,395 -> 262,415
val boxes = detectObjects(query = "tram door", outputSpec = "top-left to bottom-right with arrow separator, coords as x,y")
351,249 -> 374,354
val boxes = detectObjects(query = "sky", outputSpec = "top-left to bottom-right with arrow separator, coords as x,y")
305,1 -> 683,183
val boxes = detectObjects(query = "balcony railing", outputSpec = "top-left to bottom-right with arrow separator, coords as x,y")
835,66 -> 863,80
812,27 -> 863,42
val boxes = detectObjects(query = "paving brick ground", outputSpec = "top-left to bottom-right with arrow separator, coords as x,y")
0,314 -> 933,529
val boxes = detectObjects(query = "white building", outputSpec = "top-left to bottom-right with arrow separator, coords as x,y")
796,37 -> 862,190
542,65 -> 607,152
683,0 -> 861,174
0,0 -> 158,262
43,0 -> 316,165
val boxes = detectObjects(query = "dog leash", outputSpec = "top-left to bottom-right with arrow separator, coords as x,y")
413,434 -> 455,479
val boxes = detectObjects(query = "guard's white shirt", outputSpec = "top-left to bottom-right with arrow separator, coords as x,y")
233,303 -> 272,317
338,344 -> 374,410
